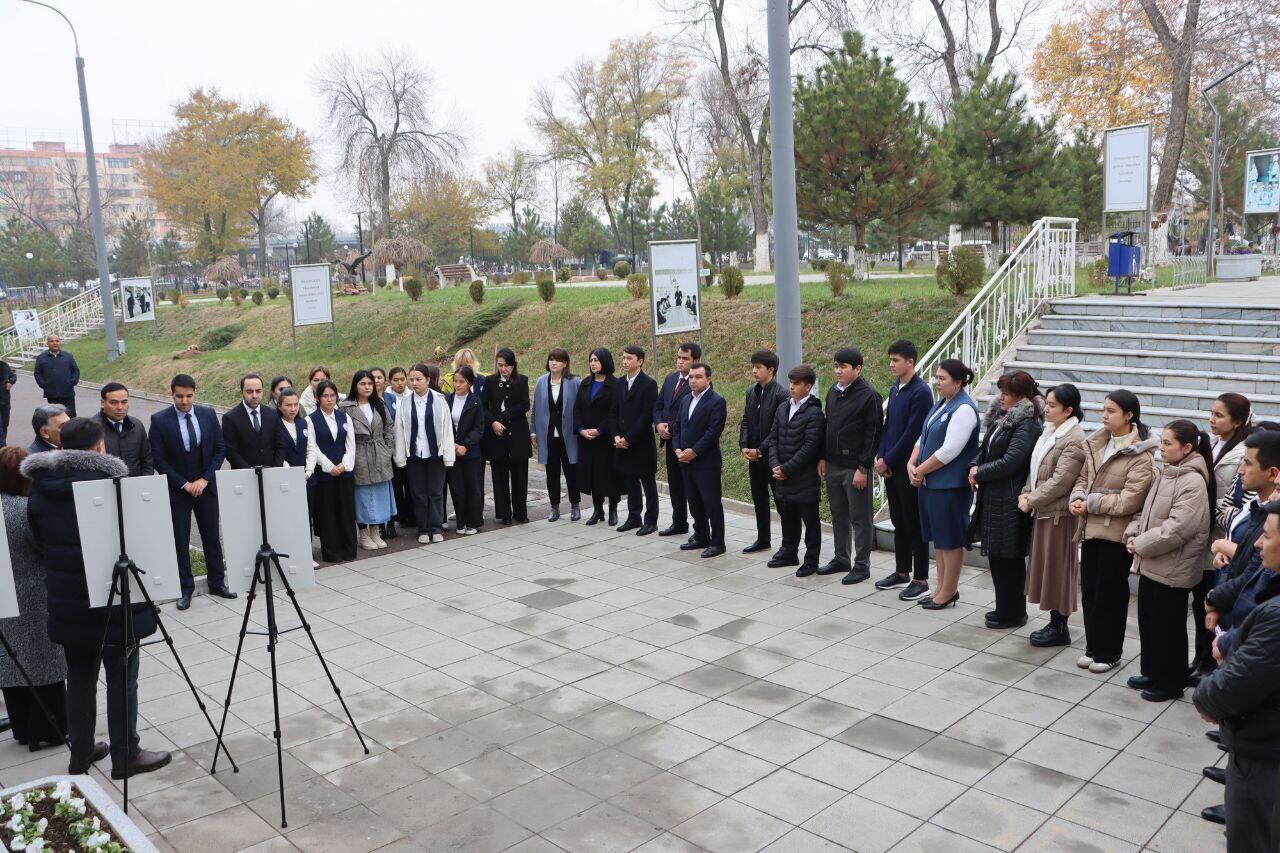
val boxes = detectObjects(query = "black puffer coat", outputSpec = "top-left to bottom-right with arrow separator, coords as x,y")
761,395 -> 825,504
22,449 -> 157,649
968,397 -> 1042,559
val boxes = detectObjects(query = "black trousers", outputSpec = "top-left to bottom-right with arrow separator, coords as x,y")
47,395 -> 76,418
313,473 -> 357,562
684,466 -> 725,548
392,465 -> 416,528
1137,575 -> 1190,693
663,442 -> 689,529
449,458 -> 485,530
64,643 -> 138,771
405,457 -> 446,534
1189,569 -> 1216,671
1,683 -> 66,747
885,465 -> 929,580
622,470 -> 659,525
989,556 -> 1029,621
1080,538 -> 1132,664
747,459 -> 776,545
545,436 -> 579,506
171,487 -> 228,595
0,402 -> 9,446
1226,751 -> 1279,853
490,458 -> 529,522
779,500 -> 821,566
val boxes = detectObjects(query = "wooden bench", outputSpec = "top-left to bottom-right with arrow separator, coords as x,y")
435,264 -> 477,286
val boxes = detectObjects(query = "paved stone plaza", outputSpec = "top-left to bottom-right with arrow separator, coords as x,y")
0,508 -> 1230,851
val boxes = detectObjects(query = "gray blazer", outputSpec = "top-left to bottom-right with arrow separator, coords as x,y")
531,373 -> 579,465
0,494 -> 66,688
338,399 -> 395,486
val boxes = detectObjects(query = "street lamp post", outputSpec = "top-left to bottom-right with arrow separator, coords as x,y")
766,0 -> 802,375
24,252 -> 34,290
1202,59 -> 1253,279
18,0 -> 119,360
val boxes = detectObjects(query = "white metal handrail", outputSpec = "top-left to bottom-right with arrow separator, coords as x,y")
918,216 -> 1078,390
0,285 -> 120,362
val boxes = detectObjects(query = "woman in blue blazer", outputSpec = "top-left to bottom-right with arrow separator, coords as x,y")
307,380 -> 357,562
446,366 -> 486,534
531,348 -> 580,521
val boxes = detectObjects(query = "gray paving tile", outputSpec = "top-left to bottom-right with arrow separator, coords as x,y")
506,724 -> 604,772
726,719 -> 825,765
802,793 -> 921,851
673,798 -> 792,852
670,744 -> 778,796
974,756 -> 1087,813
284,803 -> 404,852
438,749 -> 544,801
489,775 -> 600,832
734,767 -> 845,824
900,735 -> 1005,786
858,762 -> 966,819
931,788 -> 1049,851
610,771 -> 723,828
554,747 -> 662,798
1056,782 -> 1174,846
543,802 -> 663,853
408,804 -> 532,852
835,714 -> 935,760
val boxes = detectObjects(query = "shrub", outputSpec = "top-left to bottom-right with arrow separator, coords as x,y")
487,273 -> 506,286
283,285 -> 292,300
200,322 -> 245,351
469,279 -> 485,304
535,270 -> 556,303
936,249 -> 987,296
403,276 -> 424,302
719,265 -> 744,298
626,272 -> 648,300
811,258 -> 828,272
262,276 -> 279,292
168,289 -> 181,306
557,266 -> 573,283
238,288 -> 248,298
232,292 -> 244,307
613,260 -> 631,279
825,261 -> 850,297
425,272 -> 440,291
594,266 -> 610,281
178,294 -> 190,309
512,270 -> 531,285
250,291 -> 264,306
266,285 -> 280,299
1087,257 -> 1108,289
455,299 -> 521,344
215,287 -> 229,302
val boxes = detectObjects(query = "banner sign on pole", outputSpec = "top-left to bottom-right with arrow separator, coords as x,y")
12,310 -> 41,344
1103,123 -> 1152,213
289,263 -> 334,327
119,276 -> 155,323
648,240 -> 702,337
1244,148 -> 1280,214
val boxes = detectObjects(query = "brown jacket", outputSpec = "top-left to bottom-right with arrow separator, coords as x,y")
1070,429 -> 1158,543
1124,452 -> 1211,589
1021,421 -> 1088,523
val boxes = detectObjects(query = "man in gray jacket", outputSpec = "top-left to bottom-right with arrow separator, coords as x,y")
97,383 -> 154,477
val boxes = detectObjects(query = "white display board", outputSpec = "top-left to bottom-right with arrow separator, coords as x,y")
72,476 -> 181,608
649,240 -> 702,336
216,467 -> 316,595
1244,148 -> 1280,214
0,509 -> 20,620
120,277 -> 155,323
12,310 -> 41,344
289,263 -> 334,327
1104,123 -> 1152,213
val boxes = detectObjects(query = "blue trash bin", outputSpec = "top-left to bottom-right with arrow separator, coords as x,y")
1107,234 -> 1141,278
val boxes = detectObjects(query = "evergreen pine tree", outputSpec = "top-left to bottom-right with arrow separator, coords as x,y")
115,213 -> 152,277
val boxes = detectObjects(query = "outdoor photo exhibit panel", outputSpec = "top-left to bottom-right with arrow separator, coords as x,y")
649,240 -> 702,336
119,276 -> 155,323
290,263 -> 334,327
1103,123 -> 1152,213
72,476 -> 181,607
11,310 -> 41,344
1245,148 -> 1280,214
216,467 -> 315,595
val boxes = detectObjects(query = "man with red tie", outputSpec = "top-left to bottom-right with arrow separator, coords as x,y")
652,342 -> 699,537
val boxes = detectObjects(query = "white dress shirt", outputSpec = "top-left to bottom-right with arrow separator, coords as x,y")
451,393 -> 468,427
411,392 -> 436,458
307,409 -> 356,473
687,388 -> 706,418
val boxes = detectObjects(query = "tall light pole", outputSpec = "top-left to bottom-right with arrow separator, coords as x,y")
18,0 -> 119,360
1202,59 -> 1253,279
766,0 -> 802,374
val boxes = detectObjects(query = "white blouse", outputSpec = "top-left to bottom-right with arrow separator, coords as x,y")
305,410 -> 356,474
451,393 -> 468,427
916,402 -> 978,465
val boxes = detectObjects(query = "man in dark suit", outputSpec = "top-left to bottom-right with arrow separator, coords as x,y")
28,404 -> 68,454
672,361 -> 727,558
0,358 -> 15,446
33,334 -> 80,417
98,382 -> 154,476
738,350 -> 786,554
221,373 -> 283,469
612,345 -> 660,535
150,374 -> 235,609
652,341 -> 698,537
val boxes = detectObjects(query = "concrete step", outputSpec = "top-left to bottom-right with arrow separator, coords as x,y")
1005,360 -> 1280,397
1015,344 -> 1280,375
1052,298 -> 1280,322
1026,329 -> 1280,356
1039,314 -> 1280,338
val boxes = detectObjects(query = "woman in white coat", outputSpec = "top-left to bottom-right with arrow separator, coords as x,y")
393,363 -> 456,544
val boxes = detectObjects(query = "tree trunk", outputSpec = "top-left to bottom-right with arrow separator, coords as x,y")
601,195 -> 623,255
749,140 -> 771,273
379,162 -> 393,240
897,233 -> 904,272
257,203 -> 269,281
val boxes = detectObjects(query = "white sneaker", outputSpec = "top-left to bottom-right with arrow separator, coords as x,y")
359,530 -> 379,551
1076,655 -> 1094,669
418,534 -> 431,544
370,528 -> 388,549
462,527 -> 478,536
1089,660 -> 1118,674
431,533 -> 444,543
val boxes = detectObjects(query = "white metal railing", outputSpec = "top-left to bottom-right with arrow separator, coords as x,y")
0,285 -> 119,362
1168,255 -> 1209,290
918,217 -> 1078,390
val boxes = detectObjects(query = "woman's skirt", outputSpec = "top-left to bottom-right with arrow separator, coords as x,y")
919,486 -> 972,550
354,479 -> 397,525
1026,515 -> 1079,614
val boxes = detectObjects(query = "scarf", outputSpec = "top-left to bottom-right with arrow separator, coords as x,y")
1028,416 -> 1079,491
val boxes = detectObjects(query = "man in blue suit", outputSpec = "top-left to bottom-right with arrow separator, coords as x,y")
672,361 -> 727,558
653,342 -> 698,536
149,374 -> 235,610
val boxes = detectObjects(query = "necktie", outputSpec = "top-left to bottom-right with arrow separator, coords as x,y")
251,408 -> 260,431
184,413 -> 198,451
673,376 -> 685,401
116,421 -> 123,435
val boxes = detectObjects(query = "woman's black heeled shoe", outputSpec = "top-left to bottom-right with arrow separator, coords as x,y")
920,592 -> 960,610
585,509 -> 604,526
607,505 -> 618,527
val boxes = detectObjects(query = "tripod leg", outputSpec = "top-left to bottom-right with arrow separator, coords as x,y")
259,554 -> 288,828
209,568 -> 260,776
271,554 -> 369,754
0,629 -> 65,746
121,570 -> 134,813
127,566 -> 239,774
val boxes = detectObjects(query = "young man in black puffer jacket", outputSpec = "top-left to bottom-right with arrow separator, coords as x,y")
22,417 -> 171,780
762,365 -> 826,576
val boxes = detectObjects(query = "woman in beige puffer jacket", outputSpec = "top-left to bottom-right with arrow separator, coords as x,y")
1123,419 -> 1214,703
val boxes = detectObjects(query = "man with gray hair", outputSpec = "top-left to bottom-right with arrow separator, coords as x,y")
28,404 -> 69,454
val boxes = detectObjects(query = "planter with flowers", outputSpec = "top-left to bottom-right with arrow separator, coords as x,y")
1216,248 -> 1263,281
0,776 -> 157,852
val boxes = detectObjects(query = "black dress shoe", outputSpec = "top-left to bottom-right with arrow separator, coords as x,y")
768,555 -> 800,568
680,540 -> 710,551
1029,624 -> 1072,647
500,518 -> 514,526
111,749 -> 172,780
817,560 -> 851,576
585,511 -> 604,526
383,522 -> 399,539
658,524 -> 689,537
795,564 -> 817,577
548,507 -> 561,522
570,505 -> 581,521
985,614 -> 1028,630
742,541 -> 770,553
0,716 -> 9,734
176,595 -> 191,611
68,741 -> 110,775
607,507 -> 618,526
1201,804 -> 1226,825
700,545 -> 725,558
617,518 -> 641,533
1127,675 -> 1153,691
208,585 -> 238,600
515,515 -> 530,523
1203,766 -> 1227,784
636,524 -> 657,536
1141,687 -> 1183,703
841,568 -> 871,585
1206,729 -> 1221,744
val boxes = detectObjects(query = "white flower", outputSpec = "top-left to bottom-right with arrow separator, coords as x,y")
84,832 -> 110,848
33,818 -> 45,834
52,782 -> 71,803
8,839 -> 24,852
6,794 -> 25,812
5,814 -> 23,832
67,798 -> 86,815
22,840 -> 45,852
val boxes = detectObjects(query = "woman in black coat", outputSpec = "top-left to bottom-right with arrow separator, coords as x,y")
482,348 -> 532,525
574,348 -> 620,526
447,366 -> 487,534
969,370 -> 1044,629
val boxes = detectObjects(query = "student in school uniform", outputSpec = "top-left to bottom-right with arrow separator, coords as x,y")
482,348 -> 532,525
307,380 -> 358,563
531,349 -> 580,522
574,348 -> 620,527
393,363 -> 455,544
446,366 -> 486,534
383,366 -> 414,536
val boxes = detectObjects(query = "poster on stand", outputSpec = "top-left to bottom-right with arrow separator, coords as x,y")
290,263 -> 334,327
1103,123 -> 1151,213
12,310 -> 41,343
649,240 -> 702,337
120,277 -> 155,323
1244,148 -> 1280,214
